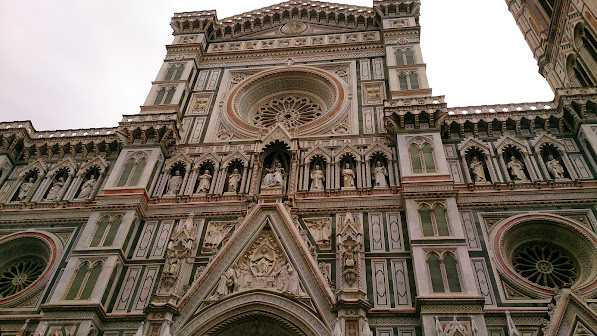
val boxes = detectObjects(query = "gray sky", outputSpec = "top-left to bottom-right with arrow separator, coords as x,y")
0,0 -> 553,131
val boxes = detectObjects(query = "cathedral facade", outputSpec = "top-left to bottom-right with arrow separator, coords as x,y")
1,0 -> 596,335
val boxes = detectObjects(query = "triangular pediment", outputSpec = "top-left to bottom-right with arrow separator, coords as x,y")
174,204 -> 335,336
543,289 -> 597,336
235,22 -> 359,40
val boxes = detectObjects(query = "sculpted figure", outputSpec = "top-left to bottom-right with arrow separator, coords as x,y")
546,155 -> 565,179
228,168 -> 242,192
373,161 -> 388,187
310,164 -> 325,191
469,156 -> 487,183
46,176 -> 65,200
197,170 -> 212,193
78,175 -> 97,199
507,156 -> 528,181
216,267 -> 237,297
262,166 -> 274,187
272,160 -> 285,186
342,163 -> 356,188
283,264 -> 300,295
17,177 -> 35,200
307,219 -> 331,245
166,170 -> 183,195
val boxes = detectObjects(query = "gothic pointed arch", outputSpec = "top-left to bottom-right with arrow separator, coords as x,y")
172,204 -> 335,335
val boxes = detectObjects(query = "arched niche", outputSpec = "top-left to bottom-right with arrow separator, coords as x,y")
260,141 -> 291,194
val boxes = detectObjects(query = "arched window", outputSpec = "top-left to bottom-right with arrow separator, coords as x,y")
164,87 -> 176,105
153,88 -> 166,105
399,73 -> 408,90
164,66 -> 177,81
65,261 -> 103,300
427,252 -> 462,293
153,87 -> 177,105
396,49 -> 404,65
427,253 -> 444,293
89,216 -> 123,247
409,72 -> 419,89
444,253 -> 462,292
405,49 -> 415,64
409,142 -> 436,173
173,65 -> 185,80
419,203 -> 450,236
117,157 -> 147,187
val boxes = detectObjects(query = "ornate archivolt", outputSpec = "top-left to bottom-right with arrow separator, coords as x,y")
205,62 -> 357,142
489,213 -> 597,298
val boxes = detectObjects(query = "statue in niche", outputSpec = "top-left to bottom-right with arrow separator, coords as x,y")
310,164 -> 325,191
227,168 -> 242,193
373,161 -> 388,187
546,155 -> 565,179
45,176 -> 65,200
197,170 -> 212,193
165,170 -> 183,195
469,156 -> 487,183
17,177 -> 35,200
306,218 -> 331,246
342,162 -> 356,188
262,160 -> 285,188
343,247 -> 357,286
77,175 -> 97,199
507,156 -> 528,181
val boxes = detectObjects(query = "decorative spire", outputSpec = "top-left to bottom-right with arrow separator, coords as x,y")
506,311 -> 522,336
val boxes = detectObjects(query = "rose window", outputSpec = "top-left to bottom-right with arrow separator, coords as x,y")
253,96 -> 323,128
0,257 -> 46,298
512,243 -> 577,288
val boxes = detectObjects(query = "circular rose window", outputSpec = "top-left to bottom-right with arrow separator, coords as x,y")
0,257 -> 46,298
512,243 -> 578,288
494,215 -> 597,294
227,67 -> 346,135
0,233 -> 57,306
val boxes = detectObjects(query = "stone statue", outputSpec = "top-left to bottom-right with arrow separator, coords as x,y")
373,161 -> 388,187
46,176 -> 65,200
263,160 -> 285,188
78,175 -> 97,199
507,156 -> 528,181
362,319 -> 374,336
342,163 -> 356,188
216,267 -> 237,297
306,218 -> 331,245
197,170 -> 212,193
282,264 -> 300,295
469,156 -> 487,183
203,221 -> 231,252
310,164 -> 325,191
165,170 -> 183,195
228,168 -> 242,192
17,177 -> 35,200
546,155 -> 565,179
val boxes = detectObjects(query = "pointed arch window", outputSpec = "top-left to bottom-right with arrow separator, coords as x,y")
427,252 -> 462,293
65,261 -> 102,300
117,156 -> 147,187
419,203 -> 450,236
409,142 -> 436,173
164,64 -> 185,81
395,48 -> 415,65
153,87 -> 176,105
398,71 -> 420,90
89,216 -> 123,247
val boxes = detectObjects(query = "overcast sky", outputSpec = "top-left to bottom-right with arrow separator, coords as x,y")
0,0 -> 553,131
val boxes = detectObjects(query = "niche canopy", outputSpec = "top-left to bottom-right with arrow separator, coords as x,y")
228,67 -> 345,135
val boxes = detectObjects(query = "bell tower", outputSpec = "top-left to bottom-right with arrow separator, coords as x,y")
380,1 -> 488,334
